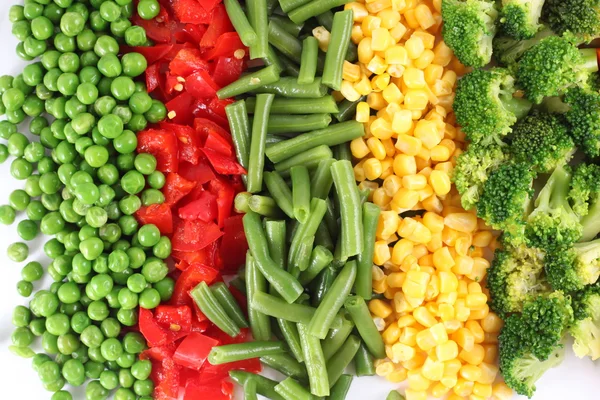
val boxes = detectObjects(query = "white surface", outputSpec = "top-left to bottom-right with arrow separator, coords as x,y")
0,2 -> 598,399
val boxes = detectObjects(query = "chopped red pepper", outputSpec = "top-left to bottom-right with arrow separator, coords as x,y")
125,44 -> 174,66
194,118 -> 232,146
172,219 -> 223,252
173,332 -> 219,370
220,215 -> 248,273
169,49 -> 210,77
186,70 -> 220,99
204,131 -> 233,157
208,97 -> 234,120
135,203 -> 174,235
155,304 -> 193,342
166,92 -> 196,125
198,358 -> 262,384
178,190 -> 218,222
139,308 -> 169,347
178,160 -> 216,185
132,13 -> 174,44
208,177 -> 235,228
137,129 -> 179,173
140,342 -> 178,362
212,56 -> 244,87
201,148 -> 246,175
197,0 -> 222,12
160,122 -> 203,165
154,358 -> 181,400
172,0 -> 212,24
184,380 -> 233,400
183,24 -> 208,43
163,173 -> 197,207
192,101 -> 231,130
146,64 -> 161,93
170,263 -> 219,305
200,4 -> 234,48
205,32 -> 245,60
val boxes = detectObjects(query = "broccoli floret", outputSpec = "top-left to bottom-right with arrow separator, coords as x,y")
477,161 -> 535,232
487,244 -> 550,315
510,111 -> 574,173
441,0 -> 499,68
493,26 -> 555,66
569,163 -> 600,217
454,68 -> 533,144
500,0 -> 545,40
543,0 -> 600,42
570,285 -> 600,360
452,143 -> 508,210
545,240 -> 600,292
516,36 -> 599,104
564,86 -> 600,158
499,292 -> 573,397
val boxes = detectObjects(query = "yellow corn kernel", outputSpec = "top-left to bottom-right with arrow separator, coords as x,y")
365,0 -> 392,14
405,389 -> 427,400
468,304 -> 489,321
395,314 -> 414,328
472,231 -> 492,248
350,137 -> 370,159
415,4 -> 436,29
427,232 -> 443,254
404,89 -> 429,110
482,344 -> 498,365
403,269 -> 430,298
473,382 -> 492,398
342,61 -> 362,82
405,36 -> 425,59
345,2 -> 369,22
367,92 -> 386,111
393,153 -> 417,176
387,272 -> 406,288
354,160 -> 366,182
351,25 -> 365,44
391,342 -> 415,362
403,8 -> 421,29
412,30 -> 436,49
465,320 -> 485,344
459,364 -> 482,382
492,382 -> 514,400
363,158 -> 383,180
477,362 -> 498,385
373,240 -> 391,265
416,329 -> 437,351
444,358 -> 462,376
371,27 -> 391,51
419,254 -> 433,267
431,382 -> 450,398
403,350 -> 427,371
402,174 -> 428,191
361,15 -> 381,37
444,213 -> 478,233
358,37 -> 374,64
455,299 -> 471,322
430,322 -> 449,344
436,339 -> 459,362
452,255 -> 474,276
341,80 -> 362,101
378,211 -> 401,240
438,303 -> 455,321
369,299 -> 393,319
438,269 -> 458,292
355,75 -> 374,97
383,323 -> 402,344
481,312 -> 503,334
412,306 -> 436,328
392,239 -> 414,265
413,120 -> 441,149
373,73 -> 391,92
389,22 -> 408,41
453,378 -> 474,397
367,54 -> 388,75
387,64 -> 405,78
377,9 -> 401,29
442,69 -> 458,86
379,86 -> 400,109
430,145 -> 451,162
424,64 -> 444,85
400,326 -> 419,347
432,247 -> 455,271
429,170 -> 451,196
387,367 -> 408,383
422,212 -> 443,233
460,343 -> 485,366
414,49 -> 435,69
453,328 -> 475,351
403,67 -> 427,89
441,375 -> 458,389
383,175 -> 402,197
438,294 -> 458,308
370,118 -> 394,140
393,292 -> 411,313
456,279 -> 468,297
422,194 -> 443,214
393,126 -> 417,149
376,361 -> 394,377
432,40 -> 453,66
465,293 -> 487,310
407,370 -> 431,391
422,356 -> 444,381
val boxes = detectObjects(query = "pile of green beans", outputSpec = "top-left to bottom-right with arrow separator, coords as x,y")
1,1 -> 174,399
217,0 -> 388,398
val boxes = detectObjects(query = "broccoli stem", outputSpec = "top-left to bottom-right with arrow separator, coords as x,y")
573,238 -> 600,265
580,48 -> 599,73
581,199 -> 600,241
534,164 -> 571,211
501,95 -> 533,119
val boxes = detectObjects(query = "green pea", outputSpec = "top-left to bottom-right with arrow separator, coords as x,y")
40,172 -> 61,195
119,195 -> 141,215
111,17 -> 131,38
98,114 -> 123,139
23,63 -> 44,86
22,94 -> 45,117
52,390 -> 73,400
84,145 -> 110,168
87,273 -> 114,300
12,305 -> 32,327
0,205 -> 16,225
17,219 -> 39,241
38,360 -> 61,384
2,87 -> 25,111
80,50 -> 100,67
25,175 -> 43,197
35,83 -> 53,101
24,142 -> 44,163
141,189 -> 165,207
117,152 -> 135,171
24,2 -> 44,19
88,300 -> 110,322
84,361 -> 104,380
155,277 -> 176,302
121,170 -> 145,195
57,333 -> 81,355
41,211 -> 66,235
88,346 -> 106,363
9,190 -> 30,211
79,66 -> 102,85
58,52 -> 80,73
12,20 -> 31,41
17,280 -> 33,297
108,249 -> 130,273
78,224 -> 98,241
118,369 -> 135,389
60,12 -> 85,37
77,29 -> 97,51
69,316 -> 90,338
0,121 -> 17,139
76,83 -> 99,105
139,287 -> 161,309
74,183 -> 101,205
24,36 -> 48,58
145,99 -> 167,123
86,380 -> 109,400
26,200 -> 47,221
9,5 -> 25,23
0,144 -> 8,164
8,133 -> 28,157
57,72 -> 80,96
138,0 -> 160,20
79,237 -> 104,261
100,337 -> 123,361
124,25 -> 147,46
11,158 -> 33,180
6,108 -> 27,124
38,157 -> 57,174
8,242 -> 29,262
95,35 -> 120,57
112,105 -> 133,124
117,308 -> 137,326
100,369 -> 119,390
113,129 -> 138,154
12,326 -> 35,348
45,313 -> 70,336
29,318 -> 47,336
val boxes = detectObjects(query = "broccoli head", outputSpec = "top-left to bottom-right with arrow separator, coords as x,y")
493,26 -> 555,66
477,161 -> 535,233
500,0 -> 545,40
543,0 -> 600,42
454,68 -> 532,144
452,143 -> 508,210
525,164 -> 583,251
545,240 -> 600,292
568,163 -> 600,217
564,86 -> 600,158
516,36 -> 599,104
499,292 -> 573,397
441,0 -> 499,67
487,243 -> 550,315
510,111 -> 574,174
570,285 -> 600,360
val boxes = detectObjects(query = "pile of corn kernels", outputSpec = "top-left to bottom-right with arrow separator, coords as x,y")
331,0 -> 514,399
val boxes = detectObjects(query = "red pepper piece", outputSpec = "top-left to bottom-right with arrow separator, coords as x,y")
172,219 -> 224,252
209,97 -> 234,120
178,160 -> 216,184
198,358 -> 262,384
172,0 -> 212,24
219,215 -> 248,273
132,13 -> 174,43
186,70 -> 220,99
160,122 -> 202,165
123,44 -> 174,65
200,4 -> 234,48
140,342 -> 178,362
212,55 -> 245,86
154,358 -> 181,400
169,49 -> 210,77
171,244 -> 217,266
166,92 -> 196,125
173,332 -> 219,370
184,381 -> 233,400
164,73 -> 181,95
170,263 -> 220,305
145,64 -> 161,93
197,0 -> 222,12
164,173 -> 197,207
191,319 -> 210,332
135,203 -> 174,235
183,24 -> 208,43
137,129 -> 179,173
139,308 -> 169,347
205,32 -> 245,60
194,117 -> 232,145
201,148 -> 246,175
208,177 -> 235,228
204,131 -> 233,157
178,190 -> 218,222
192,99 -> 231,130
155,305 -> 193,342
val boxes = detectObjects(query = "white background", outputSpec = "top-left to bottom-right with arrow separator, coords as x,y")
0,2 -> 597,399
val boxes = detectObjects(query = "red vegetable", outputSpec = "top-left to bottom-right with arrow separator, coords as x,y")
205,32 -> 246,60
171,219 -> 223,252
209,177 -> 235,228
125,44 -> 174,65
169,49 -> 209,77
184,380 -> 233,400
146,63 -> 161,93
163,173 -> 197,207
204,131 -> 233,157
137,129 -> 179,173
178,160 -> 216,185
135,204 -> 174,235
139,308 -> 169,347
172,0 -> 212,24
178,190 -> 218,222
200,4 -> 234,48
166,92 -> 196,125
212,56 -> 245,88
173,332 -> 219,370
154,358 -> 181,400
170,263 -> 219,305
160,122 -> 203,165
201,148 -> 246,175
186,70 -> 220,99
220,215 -> 248,273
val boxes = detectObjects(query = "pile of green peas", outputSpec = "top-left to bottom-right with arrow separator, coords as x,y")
1,1 -> 178,399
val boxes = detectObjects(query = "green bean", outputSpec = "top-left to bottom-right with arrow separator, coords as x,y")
261,353 -> 308,381
354,342 -> 376,376
279,52 -> 301,78
208,341 -> 285,364
311,266 -> 338,307
299,245 -> 333,286
226,101 -> 251,177
277,319 -> 304,363
288,0 -> 353,24
331,160 -> 363,258
251,292 -> 343,328
298,37 -> 318,85
245,377 -> 258,400
279,0 -> 312,13
264,172 -> 294,219
386,391 -> 406,400
324,198 -> 338,239
356,202 -> 380,300
359,188 -> 370,205
210,282 -> 249,328
229,371 -> 285,400
266,0 -> 278,14
268,20 -> 302,63
344,295 -> 386,359
249,195 -> 283,218
235,192 -> 252,213
266,120 -> 364,163
244,212 -> 304,303
190,282 -> 240,338
271,15 -> 304,37
326,335 -> 361,387
297,323 -> 329,397
322,311 -> 355,360
332,233 -> 349,269
245,252 -> 272,341
310,158 -> 335,200
266,114 -> 332,135
274,145 -> 334,178
316,10 -> 334,30
335,96 -> 366,122
290,166 -> 311,223
329,374 -> 353,400
224,0 -> 258,47
251,77 -> 327,98
334,142 -> 352,162
322,10 -> 353,90
289,198 -> 327,265
266,220 -> 287,270
314,222 -> 335,252
275,377 -> 316,400
308,261 -> 356,339
292,235 -> 314,276
267,135 -> 288,147
217,65 -> 280,99
264,45 -> 286,73
247,0 -> 269,59
230,276 -> 247,295
247,93 -> 274,193
246,96 -> 339,114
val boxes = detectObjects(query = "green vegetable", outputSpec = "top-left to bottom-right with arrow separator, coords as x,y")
500,0 -> 545,40
322,10 -> 353,91
208,341 -> 286,364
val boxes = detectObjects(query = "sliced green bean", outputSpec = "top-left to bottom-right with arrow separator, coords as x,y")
266,220 -> 287,270
298,37 -> 319,84
277,319 -> 304,363
245,377 -> 258,400
249,195 -> 283,218
251,77 -> 327,98
290,166 -> 311,223
332,233 -> 349,269
230,276 -> 247,295
271,15 -> 304,37
279,0 -> 312,13
335,96 -> 366,122
324,198 -> 338,239
386,391 -> 406,400
266,120 -> 364,163
299,245 -> 333,286
329,374 -> 353,400
289,0 -> 353,24
190,282 -> 240,338
224,0 -> 258,47
308,261 -> 356,339
226,100 -> 251,174
344,295 -> 385,359
298,323 -> 329,397
334,142 -> 352,162
235,192 -> 252,213
314,222 -> 335,252
310,158 -> 335,200
293,235 -> 314,276
208,341 -> 285,364
316,10 -> 334,30
266,114 -> 332,135
274,145 -> 334,178
275,377 -> 316,400
356,202 -> 380,300
247,0 -> 269,59
267,135 -> 288,146
354,342 -> 376,377
359,188 -> 370,205
279,52 -> 302,77
331,160 -> 363,258
322,311 -> 355,360
247,93 -> 274,193
217,65 -> 280,99
264,171 -> 295,219
229,371 -> 285,400
261,353 -> 308,381
246,96 -> 339,114
264,45 -> 286,73
289,198 -> 327,265
245,252 -> 272,341
269,20 -> 303,63
326,334 -> 361,387
311,266 -> 338,307
211,282 -> 249,328
266,0 -> 278,14
322,10 -> 353,90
